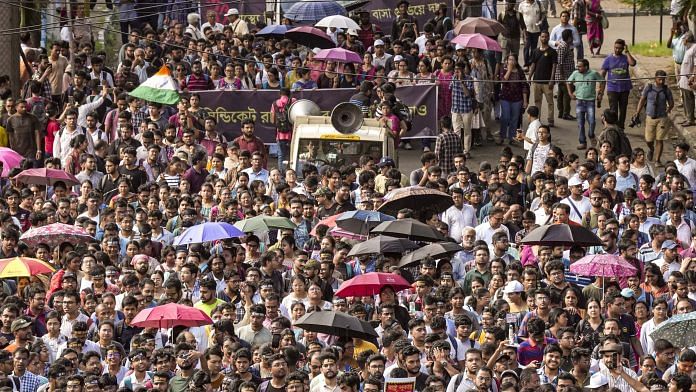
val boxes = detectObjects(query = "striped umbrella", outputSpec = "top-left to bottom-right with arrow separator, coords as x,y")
0,257 -> 55,278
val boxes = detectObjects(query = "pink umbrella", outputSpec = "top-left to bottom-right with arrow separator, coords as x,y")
335,272 -> 412,297
569,254 -> 638,278
286,26 -> 336,49
13,168 -> 80,187
0,148 -> 23,177
20,223 -> 95,248
314,48 -> 362,63
451,33 -> 503,52
131,302 -> 213,329
310,213 -> 340,236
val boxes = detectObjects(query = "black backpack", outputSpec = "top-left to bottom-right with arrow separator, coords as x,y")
611,127 -> 633,157
273,101 -> 292,133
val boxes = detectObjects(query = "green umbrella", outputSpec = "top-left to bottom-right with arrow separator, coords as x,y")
234,216 -> 297,233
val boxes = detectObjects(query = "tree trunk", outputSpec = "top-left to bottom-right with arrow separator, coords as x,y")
0,0 -> 21,98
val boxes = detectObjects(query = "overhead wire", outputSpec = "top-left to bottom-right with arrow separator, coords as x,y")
1,0 -> 686,84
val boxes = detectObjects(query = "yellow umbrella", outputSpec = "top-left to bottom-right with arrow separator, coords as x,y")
0,257 -> 55,278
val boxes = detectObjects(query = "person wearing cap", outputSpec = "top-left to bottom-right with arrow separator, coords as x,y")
391,0 -> 418,41
341,29 -> 365,55
654,239 -> 681,281
372,39 -> 392,68
561,176 -> 591,224
504,280 -> 529,315
4,318 -> 33,354
598,342 -> 646,392
586,372 -> 610,391
225,8 -> 248,38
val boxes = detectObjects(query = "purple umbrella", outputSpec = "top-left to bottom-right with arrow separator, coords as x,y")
314,47 -> 362,63
286,26 -> 336,49
569,254 -> 638,278
173,222 -> 244,246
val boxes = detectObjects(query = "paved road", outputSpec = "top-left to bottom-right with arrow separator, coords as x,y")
395,15 -> 672,175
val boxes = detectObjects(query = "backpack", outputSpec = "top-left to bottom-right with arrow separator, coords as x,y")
273,101 -> 292,133
610,127 -> 633,157
645,83 -> 670,116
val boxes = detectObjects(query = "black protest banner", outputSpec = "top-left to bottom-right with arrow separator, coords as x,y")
198,84 -> 438,143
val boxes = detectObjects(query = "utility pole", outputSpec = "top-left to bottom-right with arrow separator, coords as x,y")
0,0 -> 21,97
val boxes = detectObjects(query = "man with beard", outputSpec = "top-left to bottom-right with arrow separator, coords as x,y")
259,354 -> 288,392
194,279 -> 225,317
582,189 -> 613,231
169,342 -> 202,392
334,183 -> 356,213
537,344 -> 564,385
287,199 -> 310,250
452,227 -> 477,281
4,318 -> 33,354
224,348 -> 260,387
118,147 -> 147,193
311,353 -> 339,392
476,367 -> 495,392
233,119 -> 267,168
449,348 -> 490,392
401,345 -> 428,390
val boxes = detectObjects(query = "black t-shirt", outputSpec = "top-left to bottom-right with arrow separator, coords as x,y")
531,46 -> 558,81
502,181 -> 525,206
266,382 -> 286,392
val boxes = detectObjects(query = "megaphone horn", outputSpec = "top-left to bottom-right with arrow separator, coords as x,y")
330,102 -> 364,134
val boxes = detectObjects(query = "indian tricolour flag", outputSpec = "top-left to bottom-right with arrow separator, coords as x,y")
128,65 -> 180,105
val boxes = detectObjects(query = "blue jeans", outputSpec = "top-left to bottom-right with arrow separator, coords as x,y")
576,99 -> 596,144
277,140 -> 290,172
500,100 -> 522,141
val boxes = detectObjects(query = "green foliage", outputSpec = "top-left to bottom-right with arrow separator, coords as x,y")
628,41 -> 673,56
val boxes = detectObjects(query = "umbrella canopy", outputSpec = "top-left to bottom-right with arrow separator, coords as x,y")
347,235 -> 418,257
0,257 -> 55,278
294,309 -> 377,339
519,224 -> 602,247
310,213 -> 340,236
335,210 -> 395,236
173,222 -> 244,246
335,272 -> 412,297
315,15 -> 360,30
451,33 -> 503,52
454,17 -> 506,35
20,223 -> 94,248
13,168 -> 79,187
569,254 -> 638,278
286,26 -> 336,49
314,47 -> 362,63
0,148 -> 24,177
649,313 -> 696,347
377,186 -> 454,216
131,303 -> 213,329
371,218 -> 444,242
398,242 -> 465,267
256,24 -> 289,38
234,216 -> 297,233
328,226 -> 367,241
285,0 -> 347,23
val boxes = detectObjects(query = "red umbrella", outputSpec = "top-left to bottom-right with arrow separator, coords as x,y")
13,168 -> 80,186
131,303 -> 213,329
335,272 -> 411,297
286,26 -> 336,49
451,33 -> 503,52
20,223 -> 95,248
310,213 -> 341,236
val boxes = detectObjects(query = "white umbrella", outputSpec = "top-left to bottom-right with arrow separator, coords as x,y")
315,15 -> 360,30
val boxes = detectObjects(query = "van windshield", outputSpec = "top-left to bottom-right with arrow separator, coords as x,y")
295,138 -> 383,170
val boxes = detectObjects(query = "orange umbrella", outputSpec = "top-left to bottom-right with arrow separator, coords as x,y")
0,257 -> 55,278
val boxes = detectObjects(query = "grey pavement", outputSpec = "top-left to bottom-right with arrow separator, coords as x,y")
395,15 -> 673,175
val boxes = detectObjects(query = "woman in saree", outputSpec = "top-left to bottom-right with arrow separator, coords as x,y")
585,0 -> 604,56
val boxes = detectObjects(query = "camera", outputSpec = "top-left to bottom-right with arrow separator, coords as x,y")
628,114 -> 641,128
606,352 -> 619,369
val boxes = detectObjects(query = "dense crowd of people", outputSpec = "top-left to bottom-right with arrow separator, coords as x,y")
0,0 -> 694,391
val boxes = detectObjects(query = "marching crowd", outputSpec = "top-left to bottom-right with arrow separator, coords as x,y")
0,0 -> 695,391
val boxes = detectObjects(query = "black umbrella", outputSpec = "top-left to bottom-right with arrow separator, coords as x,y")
371,218 -> 445,242
285,26 -> 336,49
519,223 -> 602,247
347,235 -> 419,257
377,186 -> 454,216
398,242 -> 465,267
294,309 -> 378,340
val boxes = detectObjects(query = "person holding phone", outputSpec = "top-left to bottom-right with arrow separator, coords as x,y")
598,342 -> 648,392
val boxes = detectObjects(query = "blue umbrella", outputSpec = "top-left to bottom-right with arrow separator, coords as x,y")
173,222 -> 244,246
335,210 -> 395,236
285,0 -> 347,23
256,24 -> 289,38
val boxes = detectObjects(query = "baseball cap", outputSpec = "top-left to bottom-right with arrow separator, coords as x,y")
313,187 -> 333,198
378,156 -> 396,168
661,240 -> 678,250
62,271 -> 77,281
374,39 -> 385,46
393,55 -> 404,62
455,44 -> 465,50
11,318 -> 31,333
568,176 -> 583,187
588,373 -> 609,389
347,29 -> 358,36
225,8 -> 239,16
305,259 -> 320,270
503,280 -> 524,294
